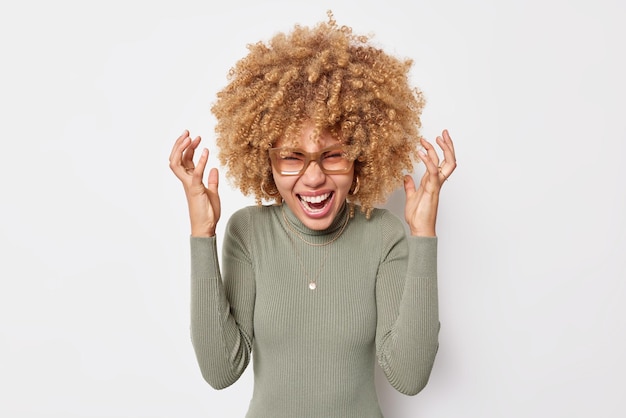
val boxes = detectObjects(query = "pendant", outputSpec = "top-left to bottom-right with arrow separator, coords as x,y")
308,282 -> 317,290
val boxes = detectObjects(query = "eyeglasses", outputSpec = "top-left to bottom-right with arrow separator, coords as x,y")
269,144 -> 354,176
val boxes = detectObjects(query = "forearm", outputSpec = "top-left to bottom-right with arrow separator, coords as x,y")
377,236 -> 440,395
190,236 -> 252,389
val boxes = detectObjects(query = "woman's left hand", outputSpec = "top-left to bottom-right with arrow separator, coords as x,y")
403,129 -> 457,237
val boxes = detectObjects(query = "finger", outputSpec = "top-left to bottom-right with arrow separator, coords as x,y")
207,167 -> 219,190
436,130 -> 457,177
169,130 -> 190,165
182,136 -> 202,168
418,146 -> 446,189
420,137 -> 440,168
206,167 -> 220,210
403,174 -> 417,198
175,129 -> 189,144
404,174 -> 423,217
191,148 -> 209,186
435,132 -> 453,158
440,129 -> 455,153
418,146 -> 440,178
169,131 -> 193,178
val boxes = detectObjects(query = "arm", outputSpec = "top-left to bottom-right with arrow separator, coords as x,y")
375,214 -> 439,396
169,131 -> 254,388
190,210 -> 255,389
375,129 -> 456,394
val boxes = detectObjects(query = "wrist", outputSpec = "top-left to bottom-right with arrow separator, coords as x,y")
190,223 -> 216,237
410,228 -> 436,237
408,217 -> 437,237
191,230 -> 215,238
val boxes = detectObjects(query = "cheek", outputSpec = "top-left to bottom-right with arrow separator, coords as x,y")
335,174 -> 354,195
272,172 -> 296,194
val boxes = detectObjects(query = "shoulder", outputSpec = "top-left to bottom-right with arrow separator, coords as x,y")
227,204 -> 279,231
357,207 -> 406,234
224,206 -> 275,258
349,206 -> 407,252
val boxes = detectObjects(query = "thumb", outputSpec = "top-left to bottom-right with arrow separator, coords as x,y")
207,167 -> 219,193
206,168 -> 221,217
403,174 -> 416,198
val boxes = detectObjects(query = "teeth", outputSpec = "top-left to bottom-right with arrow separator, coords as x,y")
300,193 -> 331,203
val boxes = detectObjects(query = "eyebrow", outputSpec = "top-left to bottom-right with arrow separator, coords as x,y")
273,144 -> 343,152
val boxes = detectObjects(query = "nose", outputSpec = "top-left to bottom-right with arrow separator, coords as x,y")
300,160 -> 326,187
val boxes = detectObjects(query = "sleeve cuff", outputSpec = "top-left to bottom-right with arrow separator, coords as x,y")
407,236 -> 437,278
190,236 -> 220,280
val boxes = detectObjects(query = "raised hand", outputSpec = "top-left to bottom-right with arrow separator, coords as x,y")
403,130 -> 456,237
169,130 -> 221,237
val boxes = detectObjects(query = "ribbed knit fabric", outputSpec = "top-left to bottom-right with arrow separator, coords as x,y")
190,203 -> 439,418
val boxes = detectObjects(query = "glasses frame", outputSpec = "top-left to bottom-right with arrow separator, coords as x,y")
269,144 -> 354,176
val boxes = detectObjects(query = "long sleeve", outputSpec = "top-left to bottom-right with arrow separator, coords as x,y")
190,209 -> 256,389
374,210 -> 440,395
187,205 -> 439,417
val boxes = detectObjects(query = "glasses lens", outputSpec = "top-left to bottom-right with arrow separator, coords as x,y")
270,146 -> 352,175
320,149 -> 350,172
275,150 -> 306,174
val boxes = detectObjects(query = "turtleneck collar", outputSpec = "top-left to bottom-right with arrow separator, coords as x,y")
280,201 -> 350,237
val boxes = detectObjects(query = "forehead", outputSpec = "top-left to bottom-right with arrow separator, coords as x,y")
275,122 -> 341,151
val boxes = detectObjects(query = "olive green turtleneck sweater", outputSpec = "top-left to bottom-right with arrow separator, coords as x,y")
190,203 -> 439,418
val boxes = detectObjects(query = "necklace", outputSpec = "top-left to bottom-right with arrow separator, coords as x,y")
281,204 -> 350,290
288,240 -> 331,290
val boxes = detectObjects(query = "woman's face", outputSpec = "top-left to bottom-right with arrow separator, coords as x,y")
271,122 -> 354,231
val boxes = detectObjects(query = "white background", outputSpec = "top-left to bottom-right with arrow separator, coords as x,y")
1,0 -> 624,417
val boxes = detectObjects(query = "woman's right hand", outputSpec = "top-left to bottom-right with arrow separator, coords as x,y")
169,130 -> 221,237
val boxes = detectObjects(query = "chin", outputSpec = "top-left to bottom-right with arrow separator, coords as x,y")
293,192 -> 343,230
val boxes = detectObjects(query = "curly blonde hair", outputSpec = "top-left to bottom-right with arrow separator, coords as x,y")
212,11 -> 425,217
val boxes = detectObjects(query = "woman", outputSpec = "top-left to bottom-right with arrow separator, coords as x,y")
169,11 -> 456,418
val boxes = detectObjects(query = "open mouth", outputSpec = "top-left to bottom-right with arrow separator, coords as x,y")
298,192 -> 334,214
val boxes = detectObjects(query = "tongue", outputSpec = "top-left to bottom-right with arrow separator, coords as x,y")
309,200 -> 326,210
303,194 -> 332,210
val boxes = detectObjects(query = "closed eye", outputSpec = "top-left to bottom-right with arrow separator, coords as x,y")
323,152 -> 344,160
280,151 -> 305,160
